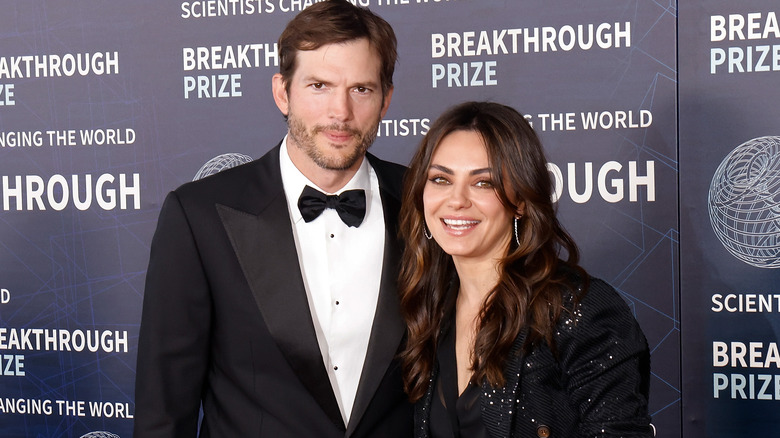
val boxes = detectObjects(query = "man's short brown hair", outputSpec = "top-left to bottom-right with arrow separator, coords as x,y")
278,0 -> 397,96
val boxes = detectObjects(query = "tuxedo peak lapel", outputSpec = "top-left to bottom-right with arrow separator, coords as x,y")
215,149 -> 345,430
347,186 -> 405,435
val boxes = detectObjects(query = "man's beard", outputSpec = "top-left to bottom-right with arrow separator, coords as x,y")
287,114 -> 380,171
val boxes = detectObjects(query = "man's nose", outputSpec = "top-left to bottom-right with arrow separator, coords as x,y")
328,91 -> 353,122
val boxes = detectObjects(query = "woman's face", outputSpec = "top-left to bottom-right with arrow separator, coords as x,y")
423,130 -> 515,265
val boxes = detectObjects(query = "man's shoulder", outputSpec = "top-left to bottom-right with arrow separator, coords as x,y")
366,152 -> 407,196
178,147 -> 279,194
367,152 -> 406,174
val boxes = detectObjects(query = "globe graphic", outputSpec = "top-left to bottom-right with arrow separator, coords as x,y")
708,136 -> 780,268
80,432 -> 120,438
193,153 -> 254,181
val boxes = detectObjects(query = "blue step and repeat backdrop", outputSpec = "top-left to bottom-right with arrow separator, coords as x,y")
679,1 -> 780,437
0,1 -> 776,437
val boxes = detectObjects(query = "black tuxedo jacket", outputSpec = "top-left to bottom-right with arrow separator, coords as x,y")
134,145 -> 412,437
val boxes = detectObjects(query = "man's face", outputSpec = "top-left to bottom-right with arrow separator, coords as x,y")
273,38 -> 392,178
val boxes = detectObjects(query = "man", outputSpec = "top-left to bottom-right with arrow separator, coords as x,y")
133,1 -> 411,436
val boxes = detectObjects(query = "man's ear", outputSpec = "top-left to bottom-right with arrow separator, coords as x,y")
272,73 -> 289,116
380,86 -> 394,118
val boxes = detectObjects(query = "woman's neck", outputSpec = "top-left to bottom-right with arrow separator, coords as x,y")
452,257 -> 501,394
453,257 -> 500,306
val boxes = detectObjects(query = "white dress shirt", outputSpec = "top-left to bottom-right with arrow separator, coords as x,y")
279,137 -> 385,425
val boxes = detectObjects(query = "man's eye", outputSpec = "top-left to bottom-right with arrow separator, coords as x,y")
312,83 -> 324,89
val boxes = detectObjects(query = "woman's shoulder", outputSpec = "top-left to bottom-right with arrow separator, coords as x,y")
553,266 -> 647,347
579,277 -> 638,322
555,265 -> 632,315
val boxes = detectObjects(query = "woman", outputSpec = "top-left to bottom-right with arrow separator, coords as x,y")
398,101 -> 653,438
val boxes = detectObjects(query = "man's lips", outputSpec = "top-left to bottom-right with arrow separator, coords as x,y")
316,125 -> 359,144
323,130 -> 353,142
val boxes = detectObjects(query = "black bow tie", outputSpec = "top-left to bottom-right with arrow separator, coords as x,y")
297,185 -> 366,228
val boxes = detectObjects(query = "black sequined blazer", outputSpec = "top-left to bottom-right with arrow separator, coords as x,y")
414,278 -> 654,438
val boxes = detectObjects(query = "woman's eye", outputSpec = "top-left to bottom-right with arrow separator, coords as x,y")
476,180 -> 494,188
429,176 -> 449,184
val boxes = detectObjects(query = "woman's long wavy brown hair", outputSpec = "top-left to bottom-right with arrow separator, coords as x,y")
398,101 -> 585,402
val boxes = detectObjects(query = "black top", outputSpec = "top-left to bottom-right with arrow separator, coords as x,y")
430,322 -> 490,438
414,276 -> 653,438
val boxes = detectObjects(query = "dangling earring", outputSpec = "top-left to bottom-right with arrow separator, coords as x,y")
513,216 -> 521,246
423,222 -> 433,240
